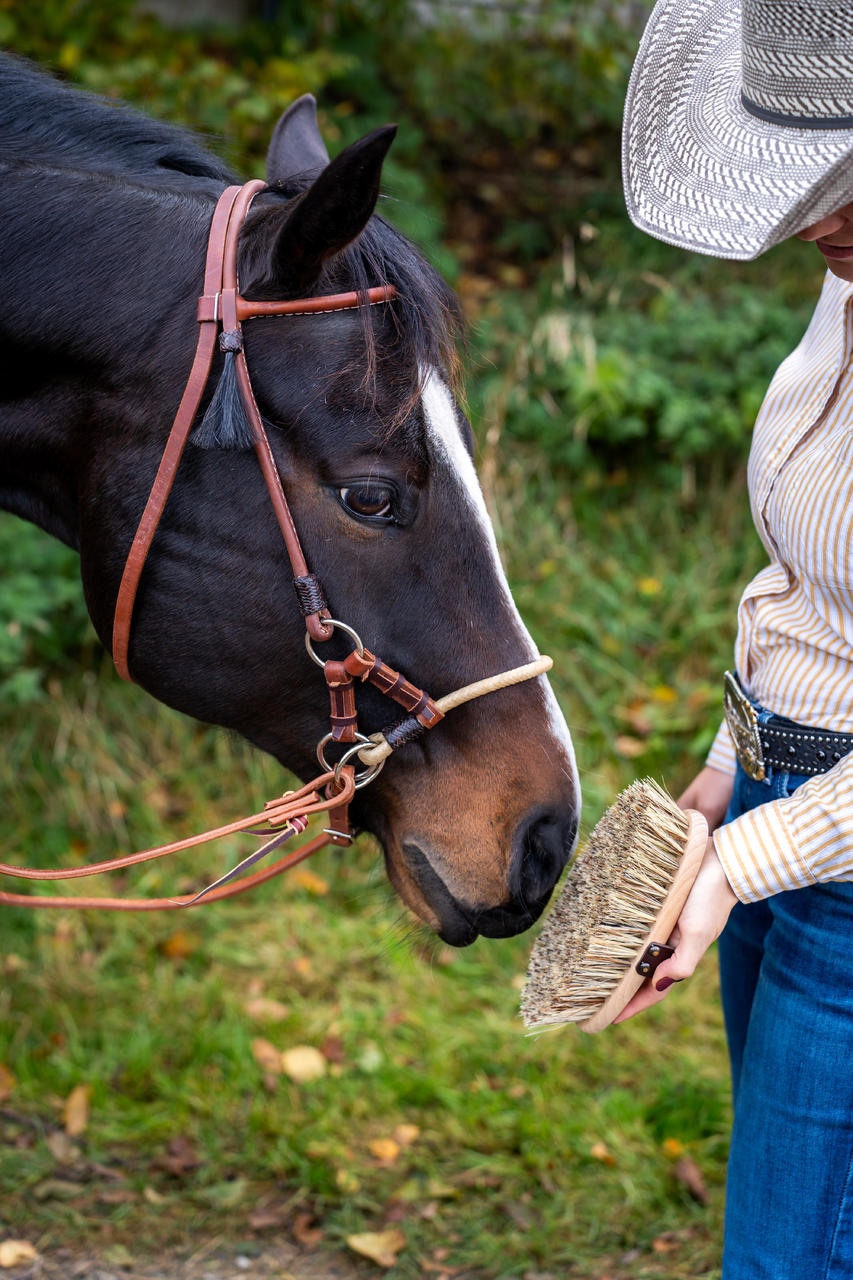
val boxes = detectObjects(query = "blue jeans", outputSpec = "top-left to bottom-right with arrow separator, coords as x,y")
718,759 -> 853,1279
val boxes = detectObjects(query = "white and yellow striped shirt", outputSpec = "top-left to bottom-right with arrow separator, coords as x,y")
706,270 -> 853,902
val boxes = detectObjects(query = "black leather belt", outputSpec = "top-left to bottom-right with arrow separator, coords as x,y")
723,671 -> 853,781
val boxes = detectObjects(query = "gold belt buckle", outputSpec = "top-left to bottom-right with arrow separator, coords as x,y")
723,671 -> 765,781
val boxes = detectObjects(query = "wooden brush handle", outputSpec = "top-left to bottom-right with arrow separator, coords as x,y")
579,809 -> 709,1034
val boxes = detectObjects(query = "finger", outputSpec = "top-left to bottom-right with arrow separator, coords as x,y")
612,978 -> 675,1023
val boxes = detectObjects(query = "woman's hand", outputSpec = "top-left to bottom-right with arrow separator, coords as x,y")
612,821 -> 739,1024
678,764 -> 735,832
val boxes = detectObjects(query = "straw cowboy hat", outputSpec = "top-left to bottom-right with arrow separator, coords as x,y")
622,0 -> 853,259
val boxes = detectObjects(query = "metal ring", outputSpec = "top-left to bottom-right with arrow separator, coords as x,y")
316,731 -> 385,790
304,618 -> 365,669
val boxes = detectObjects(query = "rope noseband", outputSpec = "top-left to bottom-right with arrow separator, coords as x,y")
2,181 -> 552,912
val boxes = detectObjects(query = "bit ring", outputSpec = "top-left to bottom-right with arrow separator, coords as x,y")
316,731 -> 385,789
305,618 -> 365,669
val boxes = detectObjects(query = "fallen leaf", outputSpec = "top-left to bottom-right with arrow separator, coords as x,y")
103,1243 -> 135,1267
672,1155 -> 709,1205
369,1138 -> 400,1164
652,1232 -> 680,1254
0,1065 -> 14,1103
662,1137 -> 685,1158
393,1123 -> 420,1147
158,1134 -> 200,1177
33,1178 -> 83,1201
347,1228 -> 406,1267
321,1034 -> 346,1064
46,1130 -> 77,1164
160,930 -> 198,960
614,735 -> 645,759
63,1084 -> 91,1137
292,1211 -> 324,1246
590,1141 -> 616,1166
291,867 -> 329,895
245,997 -> 289,1022
143,1185 -> 167,1205
0,1240 -> 38,1268
281,1046 -> 327,1083
252,1038 -> 284,1075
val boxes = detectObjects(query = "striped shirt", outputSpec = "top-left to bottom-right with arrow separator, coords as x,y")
707,270 -> 853,903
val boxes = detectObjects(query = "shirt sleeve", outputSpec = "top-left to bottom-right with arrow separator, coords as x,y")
713,750 -> 853,901
706,719 -> 737,775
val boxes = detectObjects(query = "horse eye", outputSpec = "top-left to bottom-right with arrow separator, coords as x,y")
338,484 -> 395,521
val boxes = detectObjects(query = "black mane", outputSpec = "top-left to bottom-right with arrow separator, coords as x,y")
0,53 -> 231,181
2,53 -> 463,449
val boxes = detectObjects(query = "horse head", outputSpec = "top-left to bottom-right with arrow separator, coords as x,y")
2,66 -> 579,943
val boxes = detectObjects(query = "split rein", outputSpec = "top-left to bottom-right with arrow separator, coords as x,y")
0,180 -> 552,912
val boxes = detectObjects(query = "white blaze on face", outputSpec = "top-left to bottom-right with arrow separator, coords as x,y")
419,368 -> 578,781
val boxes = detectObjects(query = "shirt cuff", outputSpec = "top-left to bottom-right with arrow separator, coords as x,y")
713,799 -> 816,902
706,719 -> 737,776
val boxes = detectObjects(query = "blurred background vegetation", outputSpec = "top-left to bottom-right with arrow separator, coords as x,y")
0,2 -> 827,1277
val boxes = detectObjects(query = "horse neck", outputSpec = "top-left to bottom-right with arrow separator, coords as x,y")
0,165 -> 221,546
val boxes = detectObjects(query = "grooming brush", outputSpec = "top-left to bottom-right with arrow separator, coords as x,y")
521,779 -> 708,1034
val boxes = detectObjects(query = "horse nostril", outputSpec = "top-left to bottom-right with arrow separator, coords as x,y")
511,808 -> 577,904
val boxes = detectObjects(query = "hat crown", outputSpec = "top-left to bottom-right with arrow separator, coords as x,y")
742,0 -> 853,126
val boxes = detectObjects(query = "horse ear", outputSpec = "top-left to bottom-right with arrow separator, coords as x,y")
258,124 -> 397,295
266,94 -> 330,183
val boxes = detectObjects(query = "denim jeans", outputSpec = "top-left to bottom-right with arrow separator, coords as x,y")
718,754 -> 853,1280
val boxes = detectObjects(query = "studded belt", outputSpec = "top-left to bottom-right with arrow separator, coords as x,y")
723,671 -> 853,782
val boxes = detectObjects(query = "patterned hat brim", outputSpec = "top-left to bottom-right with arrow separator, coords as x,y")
622,0 -> 853,259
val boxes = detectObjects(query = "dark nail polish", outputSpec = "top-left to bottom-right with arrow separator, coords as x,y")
656,977 -> 675,992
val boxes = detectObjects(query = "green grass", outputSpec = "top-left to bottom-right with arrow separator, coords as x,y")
0,476 -> 763,1279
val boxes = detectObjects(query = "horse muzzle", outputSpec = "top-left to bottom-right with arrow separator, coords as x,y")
399,803 -> 579,947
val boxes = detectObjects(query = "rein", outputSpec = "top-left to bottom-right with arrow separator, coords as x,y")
1,181 -> 551,912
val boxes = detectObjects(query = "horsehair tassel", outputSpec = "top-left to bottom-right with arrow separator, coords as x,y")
357,655 -> 554,767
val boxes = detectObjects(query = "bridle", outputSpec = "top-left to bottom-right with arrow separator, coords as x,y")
1,180 -> 551,911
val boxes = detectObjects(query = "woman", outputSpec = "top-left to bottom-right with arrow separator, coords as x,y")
615,2 -> 853,1275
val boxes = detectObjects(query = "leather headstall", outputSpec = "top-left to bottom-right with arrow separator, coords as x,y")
1,181 -> 554,912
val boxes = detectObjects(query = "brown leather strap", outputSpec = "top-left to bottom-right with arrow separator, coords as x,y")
0,770 -> 353,910
0,832 -> 333,911
111,184 -> 244,681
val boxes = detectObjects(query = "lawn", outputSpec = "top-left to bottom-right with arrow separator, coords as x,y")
0,473 -> 764,1280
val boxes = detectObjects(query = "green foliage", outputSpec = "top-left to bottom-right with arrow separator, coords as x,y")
471,220 -> 820,479
0,516 -> 93,708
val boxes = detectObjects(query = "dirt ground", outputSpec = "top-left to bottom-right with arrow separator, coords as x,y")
1,1243 -> 364,1280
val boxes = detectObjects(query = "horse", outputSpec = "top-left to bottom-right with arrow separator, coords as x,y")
0,54 -> 579,946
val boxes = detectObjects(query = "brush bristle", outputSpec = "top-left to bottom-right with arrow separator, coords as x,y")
520,779 -> 689,1030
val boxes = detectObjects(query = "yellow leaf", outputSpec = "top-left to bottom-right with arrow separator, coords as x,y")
336,1169 -> 360,1193
0,1240 -> 39,1268
0,1064 -> 15,1103
160,930 -> 198,960
652,683 -> 678,703
251,1038 -> 284,1075
393,1123 -> 420,1147
281,1046 -> 327,1082
662,1137 -> 685,1158
291,867 -> 329,896
369,1138 -> 400,1163
638,576 -> 662,596
244,997 -> 289,1022
346,1229 -> 406,1268
63,1084 -> 91,1137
